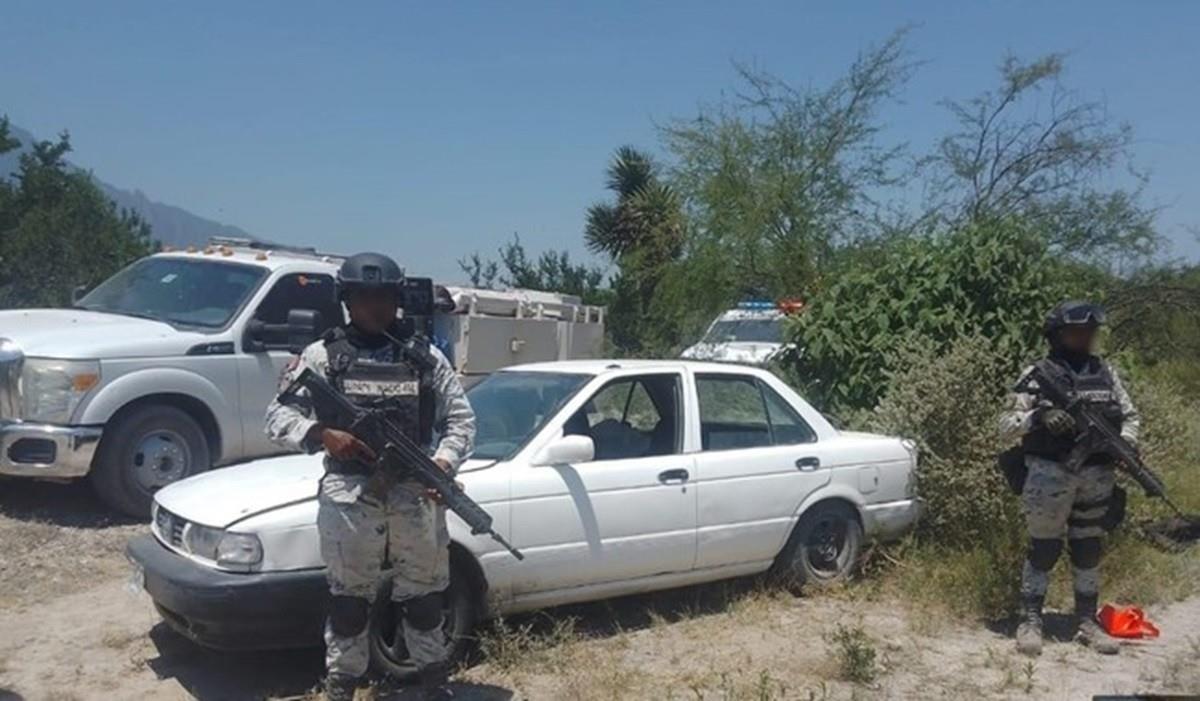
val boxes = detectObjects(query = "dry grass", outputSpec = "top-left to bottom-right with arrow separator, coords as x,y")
0,479 -> 142,611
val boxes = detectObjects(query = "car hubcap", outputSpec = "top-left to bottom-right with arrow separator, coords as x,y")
132,430 -> 192,491
804,517 -> 849,578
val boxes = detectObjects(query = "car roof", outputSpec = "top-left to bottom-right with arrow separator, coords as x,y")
500,358 -> 771,377
151,248 -> 342,273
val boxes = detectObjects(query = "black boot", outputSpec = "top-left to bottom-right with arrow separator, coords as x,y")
420,662 -> 452,701
1015,595 -> 1044,657
1075,592 -> 1118,654
323,673 -> 359,701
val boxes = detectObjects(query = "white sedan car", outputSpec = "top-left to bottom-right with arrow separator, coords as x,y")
128,360 -> 919,677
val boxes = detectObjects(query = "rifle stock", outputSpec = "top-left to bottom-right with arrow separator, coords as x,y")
282,367 -> 524,560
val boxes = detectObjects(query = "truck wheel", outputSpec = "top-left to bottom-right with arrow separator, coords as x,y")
92,404 -> 211,518
773,501 -> 863,590
369,562 -> 478,681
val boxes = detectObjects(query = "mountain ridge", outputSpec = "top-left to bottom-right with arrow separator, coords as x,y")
0,123 -> 252,248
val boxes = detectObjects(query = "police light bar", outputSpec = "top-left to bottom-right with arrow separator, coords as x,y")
736,300 -> 776,310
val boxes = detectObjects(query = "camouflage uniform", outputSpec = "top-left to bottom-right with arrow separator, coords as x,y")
999,357 -> 1138,651
265,335 -> 475,680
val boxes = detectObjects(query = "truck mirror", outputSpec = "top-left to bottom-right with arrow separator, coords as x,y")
286,309 -> 321,354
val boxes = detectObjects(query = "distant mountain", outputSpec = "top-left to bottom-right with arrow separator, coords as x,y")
0,123 -> 252,248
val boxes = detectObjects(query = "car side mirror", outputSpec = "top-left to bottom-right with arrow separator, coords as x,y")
531,434 -> 595,467
286,309 -> 321,354
244,308 -> 322,353
71,284 -> 89,305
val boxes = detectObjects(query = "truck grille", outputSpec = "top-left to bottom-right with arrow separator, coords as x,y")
0,339 -> 23,421
154,506 -> 188,548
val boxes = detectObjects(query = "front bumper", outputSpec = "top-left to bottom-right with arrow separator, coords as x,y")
0,421 -> 102,478
862,497 -> 923,542
127,533 -> 328,650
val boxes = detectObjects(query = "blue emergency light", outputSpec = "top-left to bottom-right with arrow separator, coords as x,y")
736,300 -> 776,310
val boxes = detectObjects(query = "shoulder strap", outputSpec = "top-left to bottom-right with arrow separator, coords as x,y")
402,333 -> 437,444
323,326 -> 356,379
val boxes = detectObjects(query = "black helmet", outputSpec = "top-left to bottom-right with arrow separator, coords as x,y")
336,252 -> 404,297
1044,300 -> 1106,337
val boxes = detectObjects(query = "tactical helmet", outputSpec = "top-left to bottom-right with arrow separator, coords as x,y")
336,252 -> 404,298
1044,300 -> 1106,337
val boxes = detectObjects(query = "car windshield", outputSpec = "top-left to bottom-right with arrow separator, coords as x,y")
467,371 -> 590,461
77,257 -> 267,329
703,318 -> 783,343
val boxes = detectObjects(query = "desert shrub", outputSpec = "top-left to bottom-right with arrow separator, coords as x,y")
828,624 -> 878,684
860,334 -> 1023,546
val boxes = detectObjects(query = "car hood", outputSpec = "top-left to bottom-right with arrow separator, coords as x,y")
680,341 -> 784,366
0,309 -> 203,359
155,454 -> 499,528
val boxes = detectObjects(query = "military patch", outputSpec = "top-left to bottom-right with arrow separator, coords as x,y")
343,379 -> 419,397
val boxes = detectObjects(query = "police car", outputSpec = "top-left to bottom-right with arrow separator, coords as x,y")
127,359 -> 919,678
680,301 -> 801,366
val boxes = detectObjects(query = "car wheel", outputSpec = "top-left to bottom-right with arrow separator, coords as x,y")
774,500 -> 863,589
368,561 -> 478,681
92,404 -> 211,518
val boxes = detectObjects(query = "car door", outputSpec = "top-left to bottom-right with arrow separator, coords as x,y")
691,372 -> 835,569
235,272 -> 342,459
507,372 -> 697,595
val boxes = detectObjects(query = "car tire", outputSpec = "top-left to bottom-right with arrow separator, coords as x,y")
773,500 -> 863,590
92,404 -> 211,519
368,559 -> 479,681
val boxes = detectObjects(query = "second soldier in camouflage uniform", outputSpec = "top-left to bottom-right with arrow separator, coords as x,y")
266,253 -> 475,701
999,301 -> 1138,657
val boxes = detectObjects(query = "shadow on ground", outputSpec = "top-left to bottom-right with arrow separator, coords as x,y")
0,476 -> 139,528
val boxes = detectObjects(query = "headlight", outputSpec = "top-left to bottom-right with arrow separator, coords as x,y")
182,523 -> 224,559
19,358 -> 100,423
216,532 -> 263,570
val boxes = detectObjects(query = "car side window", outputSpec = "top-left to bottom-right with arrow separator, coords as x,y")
696,375 -> 772,450
564,374 -> 681,460
253,273 -> 341,336
760,383 -> 817,444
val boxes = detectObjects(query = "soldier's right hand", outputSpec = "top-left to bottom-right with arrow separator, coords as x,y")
1040,408 -> 1075,436
320,428 -> 377,462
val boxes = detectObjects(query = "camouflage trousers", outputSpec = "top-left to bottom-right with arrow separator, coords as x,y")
316,472 -> 451,678
1020,456 -> 1114,600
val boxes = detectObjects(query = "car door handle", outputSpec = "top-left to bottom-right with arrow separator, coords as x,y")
795,457 -> 821,471
658,468 -> 690,484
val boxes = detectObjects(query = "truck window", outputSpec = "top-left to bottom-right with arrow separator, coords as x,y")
252,273 -> 341,336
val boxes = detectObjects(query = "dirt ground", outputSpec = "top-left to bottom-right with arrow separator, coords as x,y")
1,479 -> 1198,701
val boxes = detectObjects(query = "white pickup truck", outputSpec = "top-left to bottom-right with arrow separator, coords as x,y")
0,238 -> 604,516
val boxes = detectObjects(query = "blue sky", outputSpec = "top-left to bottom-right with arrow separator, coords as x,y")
3,1 -> 1198,280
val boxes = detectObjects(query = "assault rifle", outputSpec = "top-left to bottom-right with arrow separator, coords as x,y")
1017,364 -> 1185,518
280,367 -> 524,560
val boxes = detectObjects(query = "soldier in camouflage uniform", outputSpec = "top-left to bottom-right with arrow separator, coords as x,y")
266,253 -> 475,701
999,301 -> 1139,657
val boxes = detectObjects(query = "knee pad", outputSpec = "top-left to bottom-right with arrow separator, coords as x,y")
1027,538 -> 1063,572
403,592 -> 444,632
329,595 -> 370,637
1069,537 -> 1102,570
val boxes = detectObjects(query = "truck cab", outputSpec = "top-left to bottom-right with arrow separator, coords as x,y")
0,238 -> 604,517
680,301 -> 799,367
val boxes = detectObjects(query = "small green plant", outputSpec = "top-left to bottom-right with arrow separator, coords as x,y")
1021,660 -> 1037,694
829,624 -> 878,684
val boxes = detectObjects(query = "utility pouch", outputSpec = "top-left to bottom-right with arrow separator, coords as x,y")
997,446 -> 1028,495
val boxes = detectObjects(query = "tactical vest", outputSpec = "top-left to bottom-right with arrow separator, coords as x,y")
1022,355 -> 1122,463
323,326 -> 436,471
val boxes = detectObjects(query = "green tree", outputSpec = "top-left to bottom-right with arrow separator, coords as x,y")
660,30 -> 915,310
0,119 -> 152,308
584,146 -> 686,354
924,54 -> 1158,262
458,234 -> 610,306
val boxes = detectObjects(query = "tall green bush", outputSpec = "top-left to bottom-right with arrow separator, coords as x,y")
783,220 -> 1083,414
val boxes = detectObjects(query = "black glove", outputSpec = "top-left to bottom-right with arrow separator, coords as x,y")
1039,408 -> 1075,436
